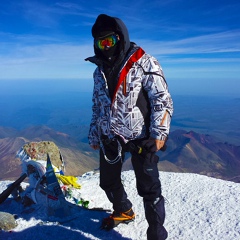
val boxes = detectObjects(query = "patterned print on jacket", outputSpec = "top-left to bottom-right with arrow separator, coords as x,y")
88,47 -> 173,145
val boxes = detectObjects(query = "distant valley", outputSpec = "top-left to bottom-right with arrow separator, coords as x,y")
124,129 -> 240,183
0,82 -> 239,182
0,126 -> 239,183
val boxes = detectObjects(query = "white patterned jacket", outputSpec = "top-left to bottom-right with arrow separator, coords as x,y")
87,46 -> 173,145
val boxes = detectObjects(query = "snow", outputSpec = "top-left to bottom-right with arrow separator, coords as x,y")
0,170 -> 240,240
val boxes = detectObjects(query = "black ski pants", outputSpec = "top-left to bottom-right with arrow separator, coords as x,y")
99,137 -> 168,240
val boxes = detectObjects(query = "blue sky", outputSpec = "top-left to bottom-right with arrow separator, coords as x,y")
0,0 -> 240,96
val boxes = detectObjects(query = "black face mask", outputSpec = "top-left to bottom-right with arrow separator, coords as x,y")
99,42 -> 120,63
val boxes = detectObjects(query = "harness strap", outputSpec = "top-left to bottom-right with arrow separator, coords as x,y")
111,48 -> 145,105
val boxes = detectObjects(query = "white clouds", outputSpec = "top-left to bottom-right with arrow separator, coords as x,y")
0,31 -> 62,45
139,30 -> 240,57
1,29 -> 240,80
15,1 -> 95,29
55,2 -> 84,11
0,43 -> 95,79
177,30 -> 240,53
53,2 -> 97,19
137,30 -> 240,83
21,1 -> 58,28
0,0 -> 240,81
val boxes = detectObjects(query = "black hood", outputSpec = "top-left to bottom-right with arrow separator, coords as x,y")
91,14 -> 130,61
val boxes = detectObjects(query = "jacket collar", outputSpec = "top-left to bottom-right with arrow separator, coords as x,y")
85,42 -> 139,67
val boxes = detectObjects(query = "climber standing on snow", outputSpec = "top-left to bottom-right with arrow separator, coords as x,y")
86,14 -> 173,240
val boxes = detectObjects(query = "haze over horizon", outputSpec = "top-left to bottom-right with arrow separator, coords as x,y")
0,0 -> 240,97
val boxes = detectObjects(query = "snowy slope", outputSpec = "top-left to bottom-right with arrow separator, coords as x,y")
0,171 -> 239,240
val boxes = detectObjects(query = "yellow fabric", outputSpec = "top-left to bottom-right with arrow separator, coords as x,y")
57,175 -> 81,189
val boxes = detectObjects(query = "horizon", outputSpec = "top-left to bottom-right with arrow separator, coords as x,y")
0,0 -> 240,96
1,78 -> 240,97
1,79 -> 239,146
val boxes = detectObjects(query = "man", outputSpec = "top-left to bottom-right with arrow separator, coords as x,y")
85,14 -> 173,240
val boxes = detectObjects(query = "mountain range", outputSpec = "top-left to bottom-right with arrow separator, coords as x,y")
0,126 -> 98,180
159,130 -> 240,182
0,125 -> 239,183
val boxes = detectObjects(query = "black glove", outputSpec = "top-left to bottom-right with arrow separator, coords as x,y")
141,139 -> 157,152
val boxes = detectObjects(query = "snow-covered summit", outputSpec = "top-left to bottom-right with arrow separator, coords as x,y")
0,171 -> 239,240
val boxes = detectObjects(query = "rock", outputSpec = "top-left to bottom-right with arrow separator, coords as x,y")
22,141 -> 65,172
0,212 -> 17,231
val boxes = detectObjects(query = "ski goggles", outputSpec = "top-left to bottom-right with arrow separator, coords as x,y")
95,34 -> 119,50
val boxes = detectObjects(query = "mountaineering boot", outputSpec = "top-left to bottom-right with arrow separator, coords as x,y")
144,196 -> 168,240
100,208 -> 135,230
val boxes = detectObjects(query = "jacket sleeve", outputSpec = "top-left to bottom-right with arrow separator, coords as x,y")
88,69 -> 100,146
142,56 -> 173,140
